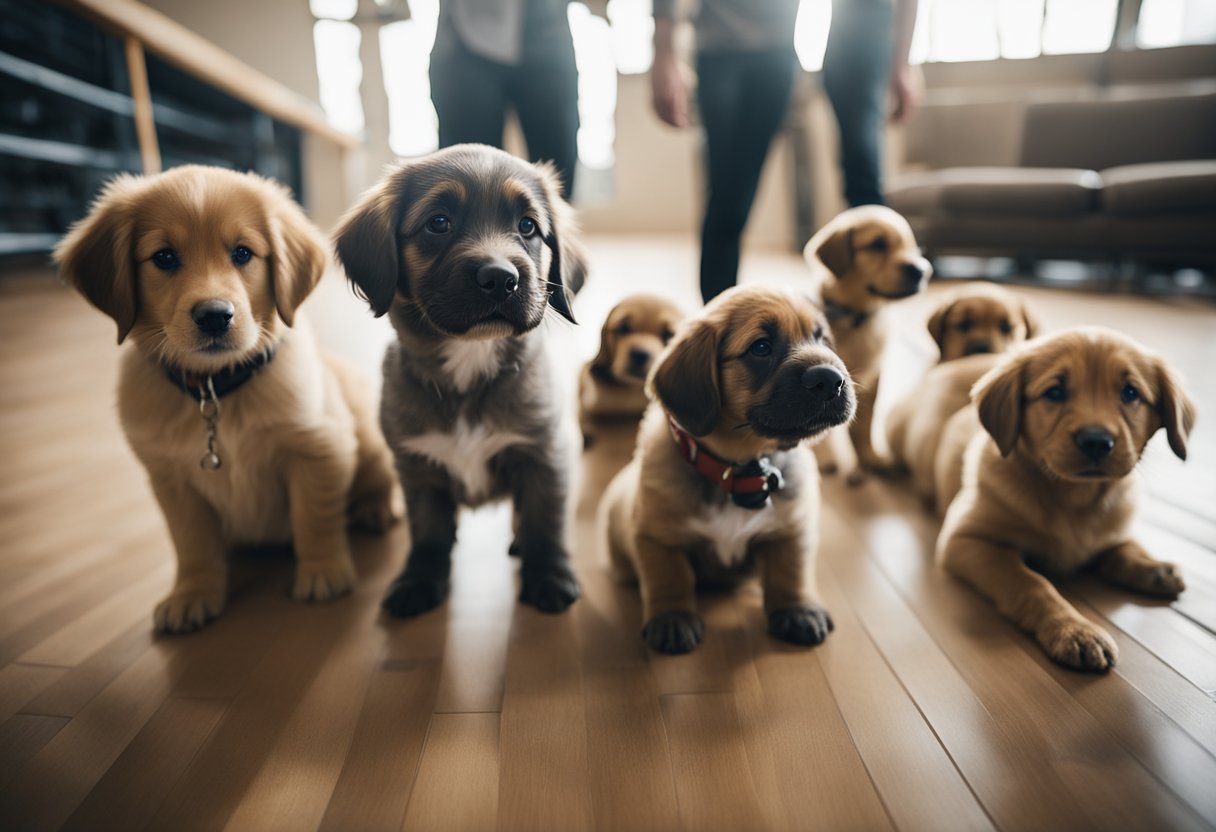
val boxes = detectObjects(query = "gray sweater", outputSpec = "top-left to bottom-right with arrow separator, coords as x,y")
653,0 -> 800,54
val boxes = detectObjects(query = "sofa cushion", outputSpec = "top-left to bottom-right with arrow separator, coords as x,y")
887,167 -> 1102,216
1101,160 -> 1216,215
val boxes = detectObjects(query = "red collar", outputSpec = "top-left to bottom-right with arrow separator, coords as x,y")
667,417 -> 784,509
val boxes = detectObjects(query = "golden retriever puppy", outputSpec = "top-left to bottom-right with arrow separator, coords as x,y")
804,205 -> 932,483
927,283 -> 1039,362
886,285 -> 1037,504
579,294 -> 684,444
57,166 -> 401,633
935,328 -> 1195,672
601,285 -> 855,653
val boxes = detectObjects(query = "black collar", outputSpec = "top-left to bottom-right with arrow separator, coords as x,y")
163,343 -> 278,401
822,297 -> 871,329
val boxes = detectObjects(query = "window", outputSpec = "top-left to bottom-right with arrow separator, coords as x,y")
1138,0 -> 1216,48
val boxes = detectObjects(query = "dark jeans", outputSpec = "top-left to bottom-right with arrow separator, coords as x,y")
429,23 -> 579,197
696,47 -> 797,303
822,0 -> 894,208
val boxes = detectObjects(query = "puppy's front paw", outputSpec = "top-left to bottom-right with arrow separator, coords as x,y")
768,604 -> 834,645
1127,561 -> 1186,598
154,587 -> 226,634
1038,617 -> 1118,673
519,560 -> 581,613
382,573 -> 449,617
293,557 -> 356,602
643,611 -> 705,654
348,491 -> 402,534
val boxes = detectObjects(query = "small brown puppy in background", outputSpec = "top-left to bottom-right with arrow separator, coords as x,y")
927,283 -> 1039,362
936,327 -> 1195,672
886,284 -> 1038,505
579,294 -> 683,444
57,166 -> 401,633
804,205 -> 932,483
600,285 -> 855,654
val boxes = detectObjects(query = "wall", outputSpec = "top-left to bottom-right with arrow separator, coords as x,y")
142,0 -> 349,231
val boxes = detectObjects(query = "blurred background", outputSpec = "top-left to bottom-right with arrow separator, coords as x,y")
2,0 -> 1215,291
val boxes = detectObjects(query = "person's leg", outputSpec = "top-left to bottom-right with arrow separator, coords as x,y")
429,24 -> 508,149
695,49 -> 796,303
508,53 -> 580,198
823,2 -> 893,206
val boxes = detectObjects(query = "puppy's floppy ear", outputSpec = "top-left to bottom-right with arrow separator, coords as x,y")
973,355 -> 1024,457
1020,299 -> 1041,339
55,174 -> 141,344
590,315 -> 616,376
333,165 -> 407,317
535,161 -> 585,324
267,182 -> 330,327
1154,358 -> 1196,460
926,299 -> 956,355
650,319 -> 721,436
814,225 -> 853,278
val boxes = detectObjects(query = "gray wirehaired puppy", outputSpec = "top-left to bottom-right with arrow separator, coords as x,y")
334,144 -> 586,616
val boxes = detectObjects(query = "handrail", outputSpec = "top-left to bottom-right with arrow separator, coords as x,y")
53,0 -> 360,151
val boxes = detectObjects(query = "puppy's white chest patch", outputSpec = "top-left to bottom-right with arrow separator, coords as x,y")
440,340 -> 504,393
398,418 -> 528,501
683,503 -> 779,567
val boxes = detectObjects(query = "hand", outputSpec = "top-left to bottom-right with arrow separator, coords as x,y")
888,63 -> 921,124
651,53 -> 690,128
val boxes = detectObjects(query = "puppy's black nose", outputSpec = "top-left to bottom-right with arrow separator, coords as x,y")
475,261 -> 519,302
965,341 -> 993,355
191,299 -> 234,336
628,348 -> 651,369
801,365 -> 845,402
902,262 -> 927,284
1075,427 -> 1115,461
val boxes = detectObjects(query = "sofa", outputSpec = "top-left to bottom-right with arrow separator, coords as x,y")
886,76 -> 1216,267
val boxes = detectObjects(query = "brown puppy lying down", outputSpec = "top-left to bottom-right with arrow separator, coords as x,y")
886,284 -> 1037,506
935,328 -> 1196,672
600,286 -> 855,653
579,294 -> 684,444
803,205 -> 932,483
57,166 -> 401,633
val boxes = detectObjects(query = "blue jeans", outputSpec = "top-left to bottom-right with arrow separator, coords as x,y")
696,47 -> 798,302
822,0 -> 894,207
429,17 -> 579,197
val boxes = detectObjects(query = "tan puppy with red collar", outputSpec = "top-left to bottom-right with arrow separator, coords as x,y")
600,285 -> 855,654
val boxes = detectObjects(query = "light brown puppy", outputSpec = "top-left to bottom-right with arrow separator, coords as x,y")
601,285 -> 855,654
57,165 -> 401,633
886,285 -> 1037,505
804,205 -> 932,482
579,294 -> 684,443
936,327 -> 1195,672
927,283 -> 1039,362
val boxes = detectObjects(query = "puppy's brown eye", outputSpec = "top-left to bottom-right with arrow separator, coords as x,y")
426,215 -> 451,234
869,238 -> 889,253
957,320 -> 972,334
660,328 -> 674,343
616,321 -> 631,335
231,246 -> 252,266
519,217 -> 537,237
999,319 -> 1013,335
151,249 -> 179,271
748,338 -> 773,357
1120,383 -> 1140,404
1043,384 -> 1067,403
812,326 -> 824,341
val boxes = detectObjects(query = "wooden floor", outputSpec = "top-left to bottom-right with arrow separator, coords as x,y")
2,236 -> 1215,832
